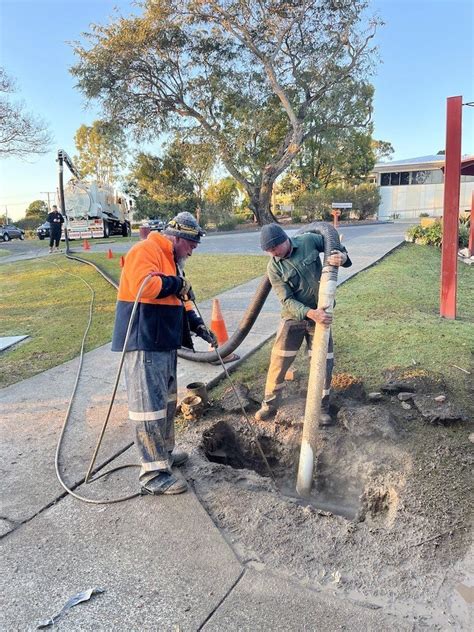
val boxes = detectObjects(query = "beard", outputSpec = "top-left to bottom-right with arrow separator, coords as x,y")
176,256 -> 188,272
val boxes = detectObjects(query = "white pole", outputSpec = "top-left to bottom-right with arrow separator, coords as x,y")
296,265 -> 338,497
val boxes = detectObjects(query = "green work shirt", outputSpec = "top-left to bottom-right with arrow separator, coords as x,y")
267,233 -> 327,321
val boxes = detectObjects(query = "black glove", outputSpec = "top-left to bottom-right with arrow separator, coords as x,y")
197,324 -> 218,348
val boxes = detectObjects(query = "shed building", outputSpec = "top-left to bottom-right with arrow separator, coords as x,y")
371,155 -> 474,220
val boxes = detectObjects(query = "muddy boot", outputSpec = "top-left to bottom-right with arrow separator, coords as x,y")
255,401 -> 277,421
319,401 -> 334,427
169,449 -> 188,467
141,472 -> 187,495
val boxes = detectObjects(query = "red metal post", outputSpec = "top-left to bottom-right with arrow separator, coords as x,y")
469,192 -> 474,257
440,96 -> 462,319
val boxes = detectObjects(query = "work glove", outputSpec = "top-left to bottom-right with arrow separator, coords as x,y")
197,325 -> 218,348
178,277 -> 195,301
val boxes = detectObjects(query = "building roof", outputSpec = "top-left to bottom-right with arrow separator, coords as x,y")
374,155 -> 445,171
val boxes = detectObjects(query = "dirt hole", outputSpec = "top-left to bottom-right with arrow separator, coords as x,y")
200,420 -> 398,521
202,420 -> 280,477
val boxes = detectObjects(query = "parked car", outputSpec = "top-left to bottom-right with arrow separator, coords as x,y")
143,219 -> 165,232
1,224 -> 25,241
36,221 -> 51,240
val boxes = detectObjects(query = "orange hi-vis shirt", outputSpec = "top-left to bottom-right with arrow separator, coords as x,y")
111,232 -> 200,352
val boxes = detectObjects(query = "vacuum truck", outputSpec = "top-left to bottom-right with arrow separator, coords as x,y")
63,178 -> 132,240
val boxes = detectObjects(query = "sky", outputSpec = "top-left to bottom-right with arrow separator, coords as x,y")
0,0 -> 473,221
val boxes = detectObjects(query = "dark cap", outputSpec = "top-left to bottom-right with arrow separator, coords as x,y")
260,223 -> 288,251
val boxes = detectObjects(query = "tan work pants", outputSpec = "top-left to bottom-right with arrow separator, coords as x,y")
263,319 -> 334,409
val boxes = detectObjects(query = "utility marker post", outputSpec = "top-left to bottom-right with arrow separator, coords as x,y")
440,96 -> 462,319
296,260 -> 338,497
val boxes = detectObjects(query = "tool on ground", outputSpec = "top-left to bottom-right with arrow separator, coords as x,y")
189,297 -> 277,486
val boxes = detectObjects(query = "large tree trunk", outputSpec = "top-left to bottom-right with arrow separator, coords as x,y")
248,181 -> 278,226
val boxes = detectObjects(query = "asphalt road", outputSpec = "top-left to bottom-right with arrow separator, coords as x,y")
0,222 -> 413,264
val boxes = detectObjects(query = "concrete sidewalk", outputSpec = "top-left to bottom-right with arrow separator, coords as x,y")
1,229 -> 408,630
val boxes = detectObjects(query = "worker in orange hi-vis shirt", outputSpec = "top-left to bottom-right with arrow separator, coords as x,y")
111,212 -> 216,496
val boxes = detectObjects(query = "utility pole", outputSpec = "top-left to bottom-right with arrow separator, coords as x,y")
40,191 -> 56,211
4,205 -> 8,224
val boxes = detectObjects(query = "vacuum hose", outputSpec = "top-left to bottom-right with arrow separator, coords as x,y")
177,221 -> 342,362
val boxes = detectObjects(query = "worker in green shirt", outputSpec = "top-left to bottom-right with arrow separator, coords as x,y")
256,223 -> 351,425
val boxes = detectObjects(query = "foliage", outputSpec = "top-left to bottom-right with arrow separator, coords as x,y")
294,183 -> 380,221
203,177 -> 240,228
419,212 -> 430,218
25,199 -> 48,221
405,221 -> 468,248
371,139 -> 394,162
71,0 -> 380,224
74,119 -> 126,183
0,67 -> 52,158
128,149 -> 197,220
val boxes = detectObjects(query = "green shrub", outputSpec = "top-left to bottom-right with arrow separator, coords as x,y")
293,183 -> 380,222
459,224 -> 469,248
419,212 -> 430,217
291,212 -> 302,223
423,221 -> 443,247
216,217 -> 239,231
405,220 -> 467,248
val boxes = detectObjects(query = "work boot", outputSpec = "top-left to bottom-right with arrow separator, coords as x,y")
169,449 -> 189,467
141,472 -> 187,495
255,402 -> 277,422
319,403 -> 334,427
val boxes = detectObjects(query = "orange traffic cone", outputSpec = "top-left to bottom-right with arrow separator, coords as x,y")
120,255 -> 125,268
107,249 -> 113,259
83,239 -> 90,251
209,298 -> 239,363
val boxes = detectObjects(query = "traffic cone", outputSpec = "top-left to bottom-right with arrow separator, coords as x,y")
83,239 -> 91,251
107,249 -> 113,259
209,298 -> 239,363
120,255 -> 125,268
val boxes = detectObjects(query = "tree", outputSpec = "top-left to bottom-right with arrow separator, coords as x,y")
25,199 -> 48,221
74,119 -> 126,183
372,139 -> 394,162
170,137 -> 216,220
0,67 -> 52,158
204,177 -> 240,227
71,0 -> 380,224
129,147 -> 197,217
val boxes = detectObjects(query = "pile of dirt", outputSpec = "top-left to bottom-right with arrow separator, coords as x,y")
179,369 -> 473,629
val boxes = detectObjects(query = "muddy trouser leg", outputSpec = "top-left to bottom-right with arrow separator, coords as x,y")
123,350 -> 177,484
306,325 -> 334,410
263,319 -> 307,407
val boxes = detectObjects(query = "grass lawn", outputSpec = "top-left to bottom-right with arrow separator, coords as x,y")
213,244 -> 474,416
0,253 -> 268,388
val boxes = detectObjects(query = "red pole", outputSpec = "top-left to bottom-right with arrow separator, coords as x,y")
440,96 -> 462,319
469,192 -> 474,257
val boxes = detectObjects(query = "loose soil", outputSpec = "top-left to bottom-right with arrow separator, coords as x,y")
178,369 -> 473,630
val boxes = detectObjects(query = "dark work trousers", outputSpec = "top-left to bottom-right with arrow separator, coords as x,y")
49,229 -> 61,248
263,319 -> 334,410
123,349 -> 178,484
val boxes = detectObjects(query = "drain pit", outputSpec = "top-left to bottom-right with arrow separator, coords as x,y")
202,420 -> 279,476
201,420 -> 369,519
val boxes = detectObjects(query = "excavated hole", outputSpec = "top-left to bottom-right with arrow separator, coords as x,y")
200,420 -> 401,521
202,420 -> 281,477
